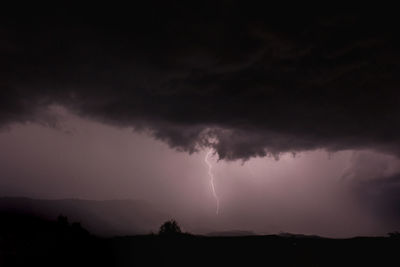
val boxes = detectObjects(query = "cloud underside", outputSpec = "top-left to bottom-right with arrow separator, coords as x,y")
2,7 -> 400,160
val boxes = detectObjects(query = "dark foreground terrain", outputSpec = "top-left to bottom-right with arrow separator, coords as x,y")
0,197 -> 168,236
1,213 -> 399,266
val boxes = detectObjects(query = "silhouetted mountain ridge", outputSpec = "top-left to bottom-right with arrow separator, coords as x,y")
0,197 -> 169,236
206,230 -> 256,236
1,210 -> 400,266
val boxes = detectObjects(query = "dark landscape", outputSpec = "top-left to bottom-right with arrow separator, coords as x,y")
0,197 -> 168,236
1,209 -> 400,266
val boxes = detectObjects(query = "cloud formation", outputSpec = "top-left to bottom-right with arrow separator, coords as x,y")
2,6 -> 400,160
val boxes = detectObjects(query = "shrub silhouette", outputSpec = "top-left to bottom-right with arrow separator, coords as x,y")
388,231 -> 400,239
158,219 -> 182,235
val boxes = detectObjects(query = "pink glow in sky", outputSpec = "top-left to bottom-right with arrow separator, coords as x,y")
0,106 -> 399,237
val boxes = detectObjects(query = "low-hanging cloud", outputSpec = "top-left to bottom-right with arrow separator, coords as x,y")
2,6 -> 400,160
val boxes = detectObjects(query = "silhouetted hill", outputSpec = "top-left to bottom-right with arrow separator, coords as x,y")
0,197 -> 169,236
207,230 -> 256,236
1,212 -> 400,266
108,234 -> 400,266
0,212 -> 112,266
279,232 -> 324,239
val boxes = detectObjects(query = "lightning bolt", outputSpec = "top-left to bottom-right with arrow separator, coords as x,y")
205,149 -> 219,215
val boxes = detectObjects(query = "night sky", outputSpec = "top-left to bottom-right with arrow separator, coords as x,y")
1,5 -> 400,237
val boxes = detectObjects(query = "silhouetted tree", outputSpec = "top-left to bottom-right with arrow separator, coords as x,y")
388,231 -> 400,239
159,219 -> 182,235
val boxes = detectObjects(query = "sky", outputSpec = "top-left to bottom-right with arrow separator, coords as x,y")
1,5 -> 400,237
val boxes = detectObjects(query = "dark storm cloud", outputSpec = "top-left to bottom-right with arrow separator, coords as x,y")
2,5 -> 400,160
